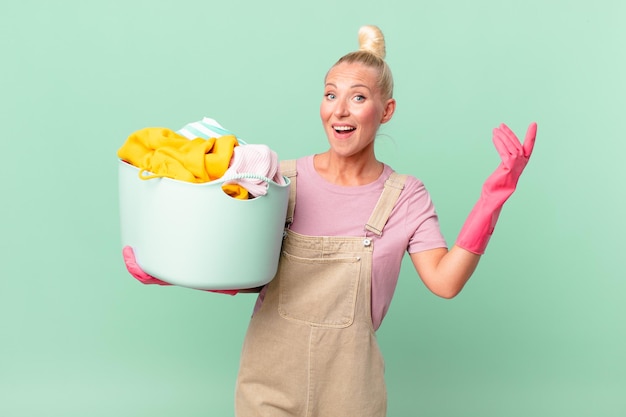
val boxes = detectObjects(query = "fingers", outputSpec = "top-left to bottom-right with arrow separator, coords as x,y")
492,129 -> 512,160
122,246 -> 136,263
122,246 -> 153,282
493,122 -> 537,159
122,246 -> 171,285
492,123 -> 521,158
523,122 -> 537,157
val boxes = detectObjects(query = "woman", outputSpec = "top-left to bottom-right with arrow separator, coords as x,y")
124,25 -> 536,417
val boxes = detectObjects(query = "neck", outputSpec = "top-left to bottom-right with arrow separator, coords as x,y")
313,151 -> 383,186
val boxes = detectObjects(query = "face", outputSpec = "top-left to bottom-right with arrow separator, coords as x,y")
320,62 -> 395,159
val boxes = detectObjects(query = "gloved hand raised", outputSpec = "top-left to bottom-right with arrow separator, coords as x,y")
455,122 -> 537,255
122,246 -> 239,295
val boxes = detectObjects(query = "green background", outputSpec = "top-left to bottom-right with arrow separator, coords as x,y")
1,0 -> 624,416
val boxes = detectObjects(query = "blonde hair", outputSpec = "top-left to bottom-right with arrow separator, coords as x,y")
330,25 -> 394,100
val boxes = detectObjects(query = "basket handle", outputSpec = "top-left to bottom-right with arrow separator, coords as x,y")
217,172 -> 282,186
136,169 -> 283,186
138,169 -> 167,180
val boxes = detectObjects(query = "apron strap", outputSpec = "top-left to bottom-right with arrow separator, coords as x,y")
364,172 -> 408,237
279,160 -> 406,236
280,159 -> 297,226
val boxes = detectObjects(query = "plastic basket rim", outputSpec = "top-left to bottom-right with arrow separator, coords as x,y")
118,159 -> 290,188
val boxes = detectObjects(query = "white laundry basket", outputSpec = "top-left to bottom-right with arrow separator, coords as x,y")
118,159 -> 290,290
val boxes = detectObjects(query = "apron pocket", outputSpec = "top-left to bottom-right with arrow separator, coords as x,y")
277,251 -> 361,328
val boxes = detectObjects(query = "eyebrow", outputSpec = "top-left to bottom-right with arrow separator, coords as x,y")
325,82 -> 372,92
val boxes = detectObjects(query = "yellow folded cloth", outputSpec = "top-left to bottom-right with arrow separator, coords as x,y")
117,127 -> 248,199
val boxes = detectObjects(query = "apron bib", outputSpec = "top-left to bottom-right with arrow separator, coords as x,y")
235,161 -> 407,417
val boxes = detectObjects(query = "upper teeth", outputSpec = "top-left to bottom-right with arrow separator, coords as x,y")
335,126 -> 354,131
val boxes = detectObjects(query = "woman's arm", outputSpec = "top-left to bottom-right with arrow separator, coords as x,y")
411,122 -> 537,298
410,246 -> 479,299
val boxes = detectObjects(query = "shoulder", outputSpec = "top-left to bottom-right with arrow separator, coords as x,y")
280,155 -> 313,170
382,166 -> 436,216
279,156 -> 313,179
383,164 -> 426,194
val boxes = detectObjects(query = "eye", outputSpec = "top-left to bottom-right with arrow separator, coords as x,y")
325,93 -> 336,100
353,95 -> 366,102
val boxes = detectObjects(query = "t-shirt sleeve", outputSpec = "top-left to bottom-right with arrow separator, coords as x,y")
405,179 -> 448,253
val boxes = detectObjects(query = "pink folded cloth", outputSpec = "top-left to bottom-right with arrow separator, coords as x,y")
223,144 -> 286,197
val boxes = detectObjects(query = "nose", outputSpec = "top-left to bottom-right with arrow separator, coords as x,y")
333,98 -> 350,118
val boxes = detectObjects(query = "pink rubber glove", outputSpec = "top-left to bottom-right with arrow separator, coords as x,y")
455,122 -> 537,255
122,246 -> 238,295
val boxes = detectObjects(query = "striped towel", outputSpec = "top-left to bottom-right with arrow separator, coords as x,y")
177,117 -> 247,144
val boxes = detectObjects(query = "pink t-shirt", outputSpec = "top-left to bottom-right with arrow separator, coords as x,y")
256,155 -> 448,330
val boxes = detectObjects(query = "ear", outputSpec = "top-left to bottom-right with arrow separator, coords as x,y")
380,98 -> 396,124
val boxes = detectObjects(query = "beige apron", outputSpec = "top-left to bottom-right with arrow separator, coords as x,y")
235,160 -> 407,417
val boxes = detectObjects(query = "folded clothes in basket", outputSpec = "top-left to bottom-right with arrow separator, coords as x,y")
177,117 -> 286,196
117,117 -> 285,199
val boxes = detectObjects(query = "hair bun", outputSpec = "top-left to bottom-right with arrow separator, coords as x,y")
358,25 -> 386,59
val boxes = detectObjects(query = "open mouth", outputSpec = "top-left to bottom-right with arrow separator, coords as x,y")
334,126 -> 356,133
